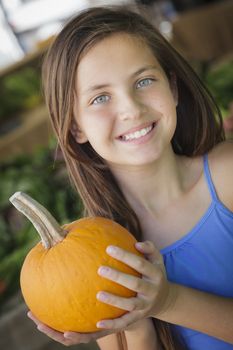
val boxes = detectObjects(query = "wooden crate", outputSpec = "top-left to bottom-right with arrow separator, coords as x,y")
0,104 -> 53,161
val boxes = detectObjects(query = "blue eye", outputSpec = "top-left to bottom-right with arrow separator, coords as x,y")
136,78 -> 153,89
92,95 -> 110,105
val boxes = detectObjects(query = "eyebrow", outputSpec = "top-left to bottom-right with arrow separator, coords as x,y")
132,65 -> 159,77
83,65 -> 159,95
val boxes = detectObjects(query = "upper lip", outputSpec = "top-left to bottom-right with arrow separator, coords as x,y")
116,121 -> 156,138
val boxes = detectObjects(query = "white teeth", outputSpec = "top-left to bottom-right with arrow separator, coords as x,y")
122,124 -> 153,141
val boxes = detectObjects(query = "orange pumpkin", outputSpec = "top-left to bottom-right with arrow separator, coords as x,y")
10,192 -> 142,333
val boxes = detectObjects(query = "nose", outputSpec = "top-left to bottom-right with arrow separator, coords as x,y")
117,93 -> 145,121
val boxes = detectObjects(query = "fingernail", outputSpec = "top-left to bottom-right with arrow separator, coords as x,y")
106,245 -> 118,255
98,266 -> 110,275
96,321 -> 106,328
135,242 -> 144,248
64,332 -> 73,339
97,292 -> 107,301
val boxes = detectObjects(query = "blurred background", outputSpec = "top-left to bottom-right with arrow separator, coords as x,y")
0,0 -> 232,349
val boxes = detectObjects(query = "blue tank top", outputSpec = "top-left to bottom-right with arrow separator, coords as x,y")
161,154 -> 233,349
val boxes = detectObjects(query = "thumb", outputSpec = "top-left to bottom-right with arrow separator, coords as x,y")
135,241 -> 162,264
135,241 -> 166,275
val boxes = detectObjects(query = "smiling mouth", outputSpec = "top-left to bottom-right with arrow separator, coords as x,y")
118,122 -> 156,141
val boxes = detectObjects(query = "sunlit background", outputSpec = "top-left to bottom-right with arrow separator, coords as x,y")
0,1 -> 232,349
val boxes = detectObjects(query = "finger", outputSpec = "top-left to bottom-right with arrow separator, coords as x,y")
106,246 -> 159,279
36,324 -> 72,345
64,329 -> 112,343
135,241 -> 164,265
98,266 -> 155,294
28,312 -> 74,345
97,310 -> 140,330
136,241 -> 166,276
96,291 -> 146,311
28,311 -> 112,344
27,311 -> 41,326
37,323 -> 110,345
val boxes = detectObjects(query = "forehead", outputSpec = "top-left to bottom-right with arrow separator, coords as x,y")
84,32 -> 153,55
76,33 -> 162,87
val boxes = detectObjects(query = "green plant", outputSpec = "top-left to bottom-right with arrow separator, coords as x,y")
205,59 -> 233,116
0,141 -> 83,310
0,67 -> 42,125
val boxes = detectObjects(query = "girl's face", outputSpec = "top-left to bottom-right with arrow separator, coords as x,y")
73,33 -> 178,168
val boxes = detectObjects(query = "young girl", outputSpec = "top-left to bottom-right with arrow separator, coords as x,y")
28,6 -> 233,350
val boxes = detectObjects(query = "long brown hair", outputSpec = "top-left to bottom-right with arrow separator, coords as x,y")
42,6 -> 225,350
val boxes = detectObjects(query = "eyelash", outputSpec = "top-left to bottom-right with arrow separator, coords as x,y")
92,95 -> 110,105
91,77 -> 155,105
136,77 -> 154,89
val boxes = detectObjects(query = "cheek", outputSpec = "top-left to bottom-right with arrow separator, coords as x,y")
155,90 -> 177,115
92,108 -> 115,129
154,94 -> 177,131
143,87 -> 174,109
78,110 -> 101,129
146,96 -> 174,116
82,111 -> 114,141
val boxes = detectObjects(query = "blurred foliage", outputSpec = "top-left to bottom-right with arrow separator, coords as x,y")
0,140 -> 83,311
0,67 -> 42,125
205,58 -> 233,116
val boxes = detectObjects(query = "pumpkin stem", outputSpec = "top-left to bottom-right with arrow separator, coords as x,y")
9,192 -> 67,249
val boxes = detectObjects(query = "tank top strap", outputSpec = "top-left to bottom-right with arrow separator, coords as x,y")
203,154 -> 218,202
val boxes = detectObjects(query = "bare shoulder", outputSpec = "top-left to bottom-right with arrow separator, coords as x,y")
208,141 -> 233,210
208,141 -> 233,170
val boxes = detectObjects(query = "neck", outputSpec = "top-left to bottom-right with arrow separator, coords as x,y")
110,146 -> 185,216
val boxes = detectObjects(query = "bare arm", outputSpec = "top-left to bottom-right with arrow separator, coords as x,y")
96,242 -> 233,345
156,283 -> 233,344
124,318 -> 161,350
97,319 -> 161,350
97,333 -> 123,350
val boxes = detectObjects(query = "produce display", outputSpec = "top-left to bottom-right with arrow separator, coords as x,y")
0,143 -> 82,312
10,192 -> 142,332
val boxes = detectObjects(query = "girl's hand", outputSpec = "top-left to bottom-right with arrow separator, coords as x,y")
96,241 -> 175,331
27,311 -> 114,346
